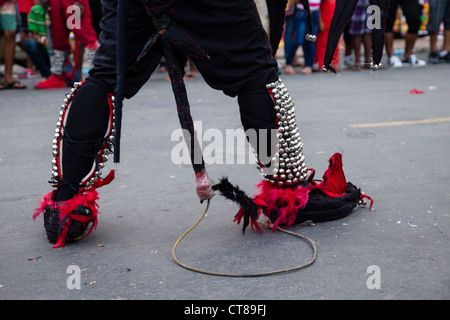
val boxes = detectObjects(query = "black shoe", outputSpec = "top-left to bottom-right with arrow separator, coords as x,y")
35,188 -> 101,247
438,52 -> 450,63
66,205 -> 94,241
428,51 -> 439,64
42,204 -> 93,244
402,54 -> 426,67
43,206 -> 60,243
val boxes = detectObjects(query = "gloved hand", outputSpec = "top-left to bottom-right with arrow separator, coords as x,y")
195,170 -> 215,202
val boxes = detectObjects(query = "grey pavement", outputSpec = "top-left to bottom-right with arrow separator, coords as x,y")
0,59 -> 449,301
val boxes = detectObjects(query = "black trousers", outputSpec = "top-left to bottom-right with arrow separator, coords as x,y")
385,0 -> 422,34
55,0 -> 280,201
90,0 -> 279,97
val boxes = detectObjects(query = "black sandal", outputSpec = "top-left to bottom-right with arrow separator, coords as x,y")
0,80 -> 27,90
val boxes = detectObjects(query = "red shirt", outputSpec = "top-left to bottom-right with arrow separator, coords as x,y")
18,0 -> 36,13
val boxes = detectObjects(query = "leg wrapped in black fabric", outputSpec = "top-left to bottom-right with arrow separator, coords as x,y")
238,86 -> 277,169
237,81 -> 308,187
34,79 -> 116,247
52,78 -> 115,201
214,78 -> 373,232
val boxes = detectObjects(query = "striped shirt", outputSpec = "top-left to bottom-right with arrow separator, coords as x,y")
297,0 -> 321,11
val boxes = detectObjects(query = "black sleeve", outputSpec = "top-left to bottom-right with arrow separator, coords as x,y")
141,0 -> 175,18
266,0 -> 288,54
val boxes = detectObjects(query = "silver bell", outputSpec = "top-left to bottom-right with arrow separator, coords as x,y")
305,34 -> 316,42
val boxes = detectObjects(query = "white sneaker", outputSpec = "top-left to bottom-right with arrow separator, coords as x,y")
343,55 -> 354,68
389,55 -> 403,68
402,54 -> 426,67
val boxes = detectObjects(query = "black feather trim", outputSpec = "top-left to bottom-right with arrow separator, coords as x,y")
212,177 -> 258,233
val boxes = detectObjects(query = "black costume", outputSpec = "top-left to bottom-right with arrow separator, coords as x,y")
34,0 -> 374,247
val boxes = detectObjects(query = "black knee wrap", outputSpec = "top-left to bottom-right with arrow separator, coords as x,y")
238,86 -> 277,168
51,80 -> 115,201
238,79 -> 308,187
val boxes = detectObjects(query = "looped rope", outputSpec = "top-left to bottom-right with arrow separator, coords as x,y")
172,199 -> 317,277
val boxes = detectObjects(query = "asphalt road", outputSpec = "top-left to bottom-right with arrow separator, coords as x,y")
1,60 -> 449,302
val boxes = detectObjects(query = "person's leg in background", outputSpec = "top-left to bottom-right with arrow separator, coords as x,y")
316,0 -> 340,71
400,0 -> 426,66
428,0 -> 450,63
67,0 -> 98,65
386,0 -> 426,67
35,0 -> 98,89
348,0 -> 372,70
284,9 -> 298,74
23,38 -> 51,78
34,0 -> 71,88
442,2 -> 450,62
385,0 -> 403,67
291,9 -> 308,73
0,1 -> 26,89
301,8 -> 319,73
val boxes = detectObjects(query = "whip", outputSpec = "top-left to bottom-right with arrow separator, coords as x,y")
172,199 -> 317,277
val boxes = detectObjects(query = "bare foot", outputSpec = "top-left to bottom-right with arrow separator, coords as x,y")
300,66 -> 312,74
284,65 -> 296,74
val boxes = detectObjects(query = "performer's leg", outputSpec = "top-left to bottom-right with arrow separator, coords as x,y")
237,80 -> 308,187
54,78 -> 114,202
226,77 -> 316,232
34,0 -> 158,247
234,77 -> 366,231
238,86 -> 277,168
34,78 -> 115,247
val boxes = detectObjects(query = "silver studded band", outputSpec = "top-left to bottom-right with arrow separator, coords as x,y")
50,82 -> 116,190
49,50 -> 66,75
264,79 -> 308,187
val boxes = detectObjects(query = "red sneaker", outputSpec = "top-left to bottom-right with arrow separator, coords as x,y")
34,74 -> 66,89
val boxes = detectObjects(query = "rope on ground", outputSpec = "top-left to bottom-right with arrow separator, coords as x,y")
172,199 -> 317,277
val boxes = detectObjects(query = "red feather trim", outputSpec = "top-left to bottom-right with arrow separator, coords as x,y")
253,180 -> 309,231
360,193 -> 374,210
58,188 -> 100,223
311,153 -> 348,197
54,188 -> 100,248
233,208 -> 263,233
33,188 -> 101,248
33,190 -> 57,221
248,153 -> 357,231
93,169 -> 115,188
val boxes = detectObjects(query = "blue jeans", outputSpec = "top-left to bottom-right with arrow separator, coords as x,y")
284,9 -> 319,67
23,39 -> 51,78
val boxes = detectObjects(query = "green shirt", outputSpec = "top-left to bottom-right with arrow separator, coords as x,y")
28,5 -> 48,36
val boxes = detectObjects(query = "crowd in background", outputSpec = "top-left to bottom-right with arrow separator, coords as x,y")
0,0 -> 449,90
277,0 -> 449,75
0,0 -> 101,90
